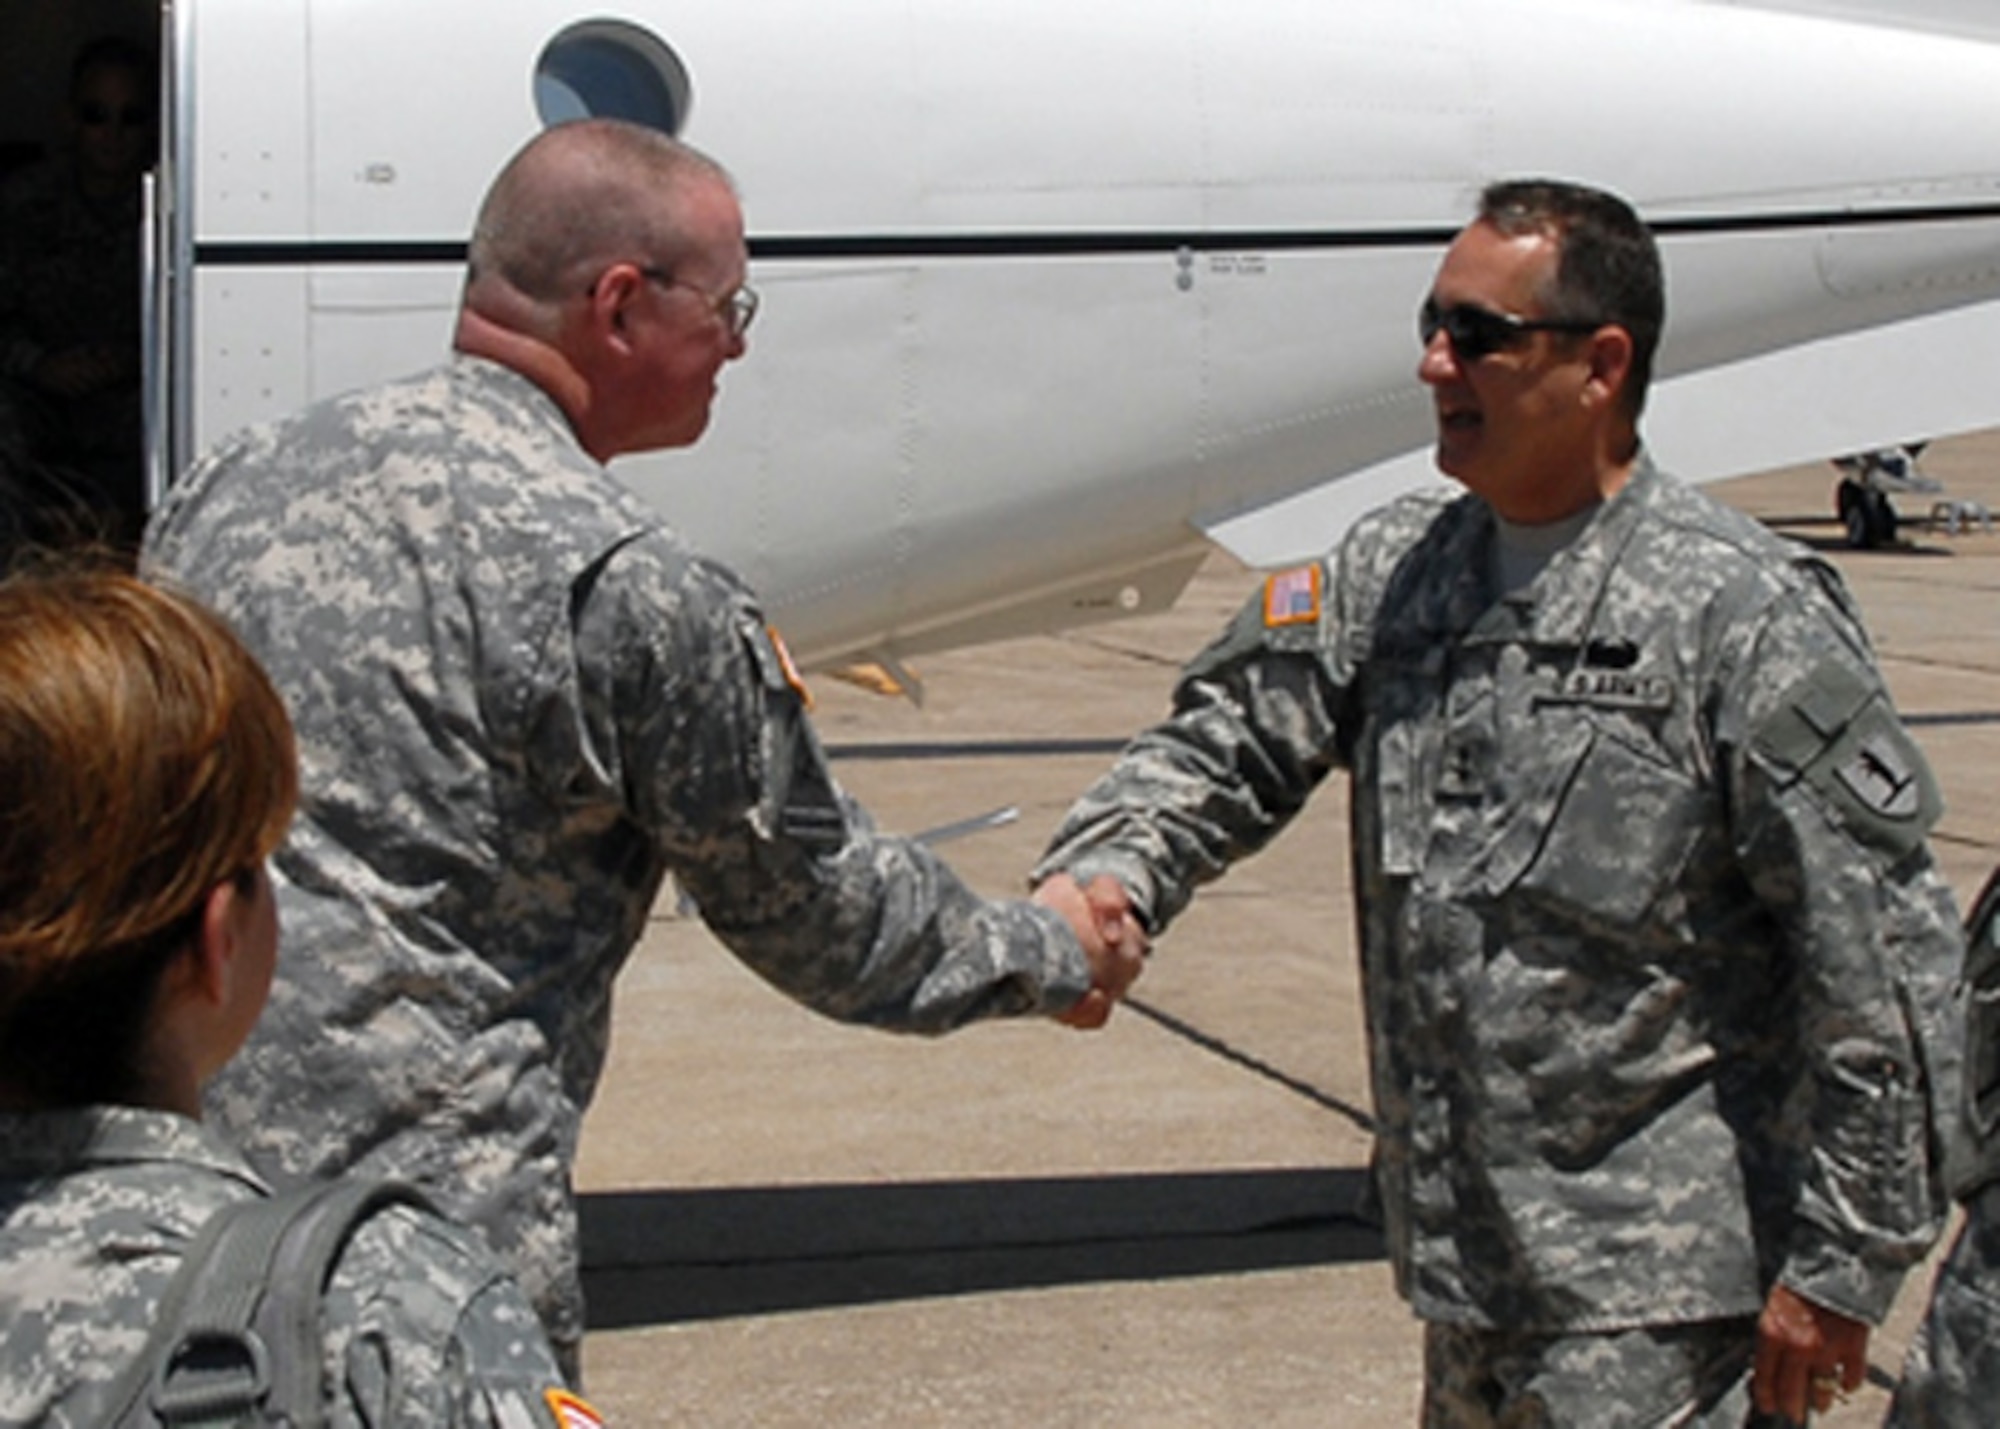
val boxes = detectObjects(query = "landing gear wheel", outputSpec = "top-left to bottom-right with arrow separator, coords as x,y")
1837,478 -> 1897,549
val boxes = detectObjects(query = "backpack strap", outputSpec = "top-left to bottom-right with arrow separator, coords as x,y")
98,1178 -> 435,1428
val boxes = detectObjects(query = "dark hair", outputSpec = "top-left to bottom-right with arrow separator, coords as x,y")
69,35 -> 156,107
0,565 -> 296,1105
1478,179 -> 1664,419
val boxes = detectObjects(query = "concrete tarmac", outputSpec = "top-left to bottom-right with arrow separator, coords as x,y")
576,431 -> 2000,1426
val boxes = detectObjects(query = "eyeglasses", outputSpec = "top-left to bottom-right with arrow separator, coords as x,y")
76,101 -> 149,129
639,268 -> 759,340
1419,298 -> 1602,361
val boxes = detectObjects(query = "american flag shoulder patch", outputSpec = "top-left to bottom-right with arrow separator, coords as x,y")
1262,565 -> 1322,628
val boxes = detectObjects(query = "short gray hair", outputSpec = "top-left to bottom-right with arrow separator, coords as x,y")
466,120 -> 735,313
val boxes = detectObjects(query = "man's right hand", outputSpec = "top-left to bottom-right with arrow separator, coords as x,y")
1033,872 -> 1148,1029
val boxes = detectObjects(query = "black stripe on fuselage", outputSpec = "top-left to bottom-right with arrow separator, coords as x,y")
190,201 -> 2000,268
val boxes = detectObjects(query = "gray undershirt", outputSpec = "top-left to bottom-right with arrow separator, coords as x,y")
1491,501 -> 1600,595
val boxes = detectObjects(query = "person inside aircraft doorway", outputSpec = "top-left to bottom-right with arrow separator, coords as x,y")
0,35 -> 155,562
1036,177 -> 1963,1427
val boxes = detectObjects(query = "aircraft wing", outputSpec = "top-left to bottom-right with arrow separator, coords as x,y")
1204,229 -> 2000,576
1201,295 -> 2000,570
1647,296 -> 2000,484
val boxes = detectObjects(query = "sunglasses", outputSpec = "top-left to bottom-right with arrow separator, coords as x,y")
1419,298 -> 1603,361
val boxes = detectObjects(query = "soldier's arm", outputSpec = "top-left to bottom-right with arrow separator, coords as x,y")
332,1206 -> 593,1427
582,536 -> 1094,1033
1033,563 -> 1348,935
1728,573 -> 1963,1326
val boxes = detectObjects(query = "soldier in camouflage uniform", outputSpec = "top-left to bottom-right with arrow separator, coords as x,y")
1034,180 -> 1964,1426
142,120 -> 1141,1381
1888,866 -> 2000,1428
0,567 -> 587,1427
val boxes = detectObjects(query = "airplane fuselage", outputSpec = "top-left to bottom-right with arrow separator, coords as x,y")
163,1 -> 2000,666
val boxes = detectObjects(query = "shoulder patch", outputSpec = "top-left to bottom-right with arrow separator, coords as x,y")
1754,659 -> 1942,857
546,1388 -> 607,1428
1833,733 -> 1927,819
744,622 -> 814,709
1263,565 -> 1322,628
767,625 -> 813,709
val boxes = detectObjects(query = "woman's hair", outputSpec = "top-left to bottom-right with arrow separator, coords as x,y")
0,563 -> 296,1104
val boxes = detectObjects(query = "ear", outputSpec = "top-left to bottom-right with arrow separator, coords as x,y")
1582,325 -> 1635,412
182,878 -> 245,1009
586,262 -> 646,350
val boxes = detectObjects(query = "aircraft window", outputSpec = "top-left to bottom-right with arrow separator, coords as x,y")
533,22 -> 690,134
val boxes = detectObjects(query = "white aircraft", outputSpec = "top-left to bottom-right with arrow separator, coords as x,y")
147,0 -> 2000,682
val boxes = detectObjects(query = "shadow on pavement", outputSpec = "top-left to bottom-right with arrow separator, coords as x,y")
580,1166 -> 1382,1328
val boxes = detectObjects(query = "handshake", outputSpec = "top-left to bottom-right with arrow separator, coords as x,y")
1032,872 -> 1149,1031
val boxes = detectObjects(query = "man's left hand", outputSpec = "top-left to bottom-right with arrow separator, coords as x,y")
1752,1282 -> 1869,1423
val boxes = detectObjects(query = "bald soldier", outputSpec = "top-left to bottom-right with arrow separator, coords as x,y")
144,120 -> 1142,1380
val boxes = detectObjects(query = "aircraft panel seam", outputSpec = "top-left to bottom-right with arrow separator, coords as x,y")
191,201 -> 2000,268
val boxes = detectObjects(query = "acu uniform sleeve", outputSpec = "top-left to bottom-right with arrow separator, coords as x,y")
584,540 -> 1092,1032
1035,559 -> 1349,933
330,1207 -> 591,1426
1729,573 -> 1964,1323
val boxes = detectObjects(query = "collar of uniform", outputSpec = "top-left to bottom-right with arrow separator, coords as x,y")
0,1104 -> 271,1193
448,352 -> 585,456
1470,455 -> 1663,646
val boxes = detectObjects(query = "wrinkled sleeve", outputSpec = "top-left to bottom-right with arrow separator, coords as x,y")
577,536 -> 1090,1032
331,1206 -> 580,1426
1726,569 -> 1964,1323
1033,561 -> 1349,933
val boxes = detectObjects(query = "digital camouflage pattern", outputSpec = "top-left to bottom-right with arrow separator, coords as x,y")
0,1105 -> 575,1427
1422,1316 -> 1771,1428
1040,459 -> 1963,1337
1889,1185 -> 2000,1428
143,356 -> 1091,1372
1888,868 -> 2000,1427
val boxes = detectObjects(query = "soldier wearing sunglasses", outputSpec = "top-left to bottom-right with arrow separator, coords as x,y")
1037,178 -> 1962,1426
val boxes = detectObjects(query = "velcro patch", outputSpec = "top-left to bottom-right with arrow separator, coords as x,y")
1263,565 -> 1322,628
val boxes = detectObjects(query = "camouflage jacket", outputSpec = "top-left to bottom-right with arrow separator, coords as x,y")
1949,867 -> 2000,1198
0,1106 -> 576,1427
142,355 -> 1090,1360
1039,458 -> 1964,1330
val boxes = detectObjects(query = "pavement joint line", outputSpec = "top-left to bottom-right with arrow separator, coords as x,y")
1124,996 -> 1376,1134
